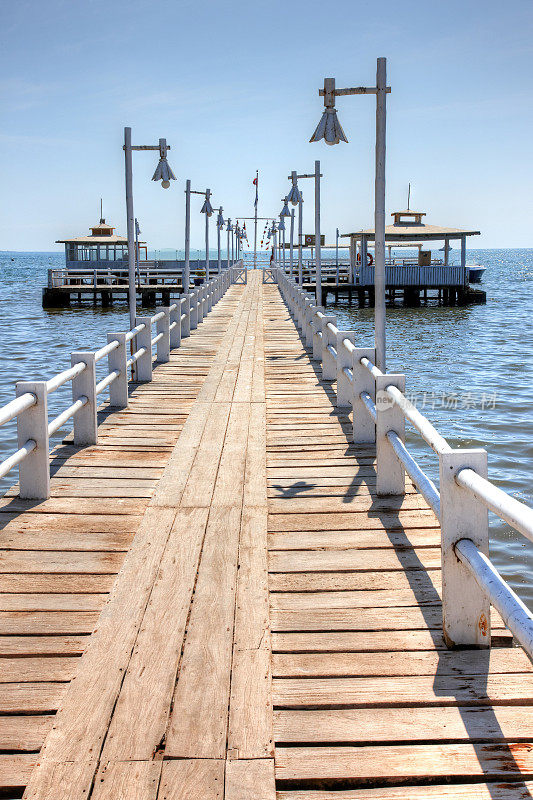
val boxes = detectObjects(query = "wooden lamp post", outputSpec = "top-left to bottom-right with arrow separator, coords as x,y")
310,58 -> 391,371
123,127 -> 176,329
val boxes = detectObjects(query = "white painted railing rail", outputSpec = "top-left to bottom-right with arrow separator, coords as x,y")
0,266 -> 240,500
275,266 -> 533,658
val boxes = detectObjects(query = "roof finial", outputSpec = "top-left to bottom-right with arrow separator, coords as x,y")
100,198 -> 104,224
407,183 -> 411,211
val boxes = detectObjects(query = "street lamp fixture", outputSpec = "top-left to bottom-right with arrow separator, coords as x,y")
287,171 -> 301,206
151,138 -> 177,187
280,197 -> 291,218
309,78 -> 348,146
310,60 -> 390,370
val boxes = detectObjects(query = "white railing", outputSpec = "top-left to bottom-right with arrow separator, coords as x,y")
47,261 -> 238,290
0,266 -> 241,500
275,267 -> 533,659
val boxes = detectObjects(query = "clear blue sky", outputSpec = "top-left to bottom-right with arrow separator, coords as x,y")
1,0 -> 532,251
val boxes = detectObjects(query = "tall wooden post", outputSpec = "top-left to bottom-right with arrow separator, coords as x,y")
315,160 -> 322,305
289,209 -> 295,278
184,179 -> 191,292
205,188 -> 210,274
124,127 -> 136,330
298,194 -> 303,285
374,57 -> 387,372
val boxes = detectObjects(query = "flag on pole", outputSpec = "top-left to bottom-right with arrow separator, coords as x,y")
253,174 -> 258,208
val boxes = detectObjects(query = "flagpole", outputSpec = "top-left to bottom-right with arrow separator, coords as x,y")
253,169 -> 258,271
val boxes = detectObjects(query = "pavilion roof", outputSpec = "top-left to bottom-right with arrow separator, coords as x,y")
56,235 -> 130,245
341,222 -> 480,241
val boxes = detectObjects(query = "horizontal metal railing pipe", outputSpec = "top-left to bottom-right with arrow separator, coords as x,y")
360,391 -> 377,422
46,362 -> 86,394
360,356 -> 384,379
126,347 -> 146,368
48,396 -> 88,436
326,344 -> 337,358
455,537 -> 533,657
151,332 -> 164,346
95,371 -> 119,395
0,439 -> 36,480
125,323 -> 146,343
456,468 -> 533,545
0,393 -> 36,427
151,311 -> 165,323
94,340 -> 119,363
326,321 -> 338,335
169,321 -> 178,331
342,337 -> 357,354
343,367 -> 354,384
387,430 -> 441,517
386,384 -> 452,455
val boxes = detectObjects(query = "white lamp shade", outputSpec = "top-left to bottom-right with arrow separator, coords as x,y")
280,200 -> 291,217
287,184 -> 301,206
201,198 -> 214,216
310,107 -> 348,146
152,157 -> 177,182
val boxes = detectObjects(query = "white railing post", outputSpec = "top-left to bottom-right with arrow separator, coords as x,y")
169,304 -> 181,349
305,303 -> 318,347
71,352 -> 97,446
16,381 -> 49,500
181,296 -> 191,338
352,347 -> 376,444
135,316 -> 153,382
107,333 -> 128,408
376,373 -> 406,496
207,281 -> 213,312
197,287 -> 205,323
321,316 -> 337,379
156,308 -> 171,362
439,448 -> 490,648
336,332 -> 356,408
189,290 -> 198,330
312,309 -> 325,361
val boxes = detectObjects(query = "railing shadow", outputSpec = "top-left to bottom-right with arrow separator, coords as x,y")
286,318 -> 533,796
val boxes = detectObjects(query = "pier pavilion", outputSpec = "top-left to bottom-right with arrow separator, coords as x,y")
56,215 -> 147,268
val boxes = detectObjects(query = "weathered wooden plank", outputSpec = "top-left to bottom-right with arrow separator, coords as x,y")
272,648 -> 532,677
274,743 -> 533,782
269,570 -> 441,592
0,593 -> 107,611
271,630 -> 512,652
268,510 -> 438,532
273,673 -> 533,707
0,634 -> 87,656
225,758 -> 276,800
0,714 -> 53,751
270,589 -> 440,610
165,506 -> 241,758
276,784 -> 533,799
274,704 -> 533,743
0,529 -> 132,551
22,761 -> 98,800
0,611 -> 99,635
102,508 -> 208,760
268,548 -> 441,573
92,761 -> 162,800
0,682 -> 66,713
157,759 -> 224,799
0,551 -> 124,574
0,574 -> 114,592
267,529 -> 440,550
0,656 -> 78,682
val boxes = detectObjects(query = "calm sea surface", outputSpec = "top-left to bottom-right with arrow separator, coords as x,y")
0,249 -> 532,606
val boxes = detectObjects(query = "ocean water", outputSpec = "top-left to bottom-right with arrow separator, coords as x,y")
0,249 -> 532,608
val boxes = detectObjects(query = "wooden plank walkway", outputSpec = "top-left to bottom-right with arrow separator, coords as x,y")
1,269 -> 532,798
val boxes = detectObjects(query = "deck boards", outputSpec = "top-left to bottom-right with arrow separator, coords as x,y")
0,269 -> 529,799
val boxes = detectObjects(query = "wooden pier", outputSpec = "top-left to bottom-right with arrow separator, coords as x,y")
2,269 -> 533,799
